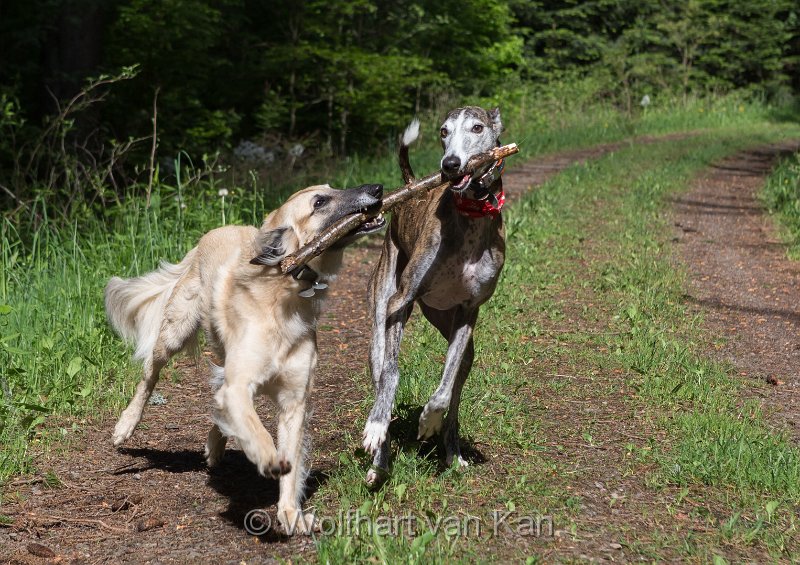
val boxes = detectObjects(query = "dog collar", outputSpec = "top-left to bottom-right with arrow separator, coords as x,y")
475,158 -> 505,191
291,265 -> 328,298
453,159 -> 506,218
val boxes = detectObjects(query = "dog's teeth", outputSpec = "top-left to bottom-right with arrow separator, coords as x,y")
312,281 -> 328,290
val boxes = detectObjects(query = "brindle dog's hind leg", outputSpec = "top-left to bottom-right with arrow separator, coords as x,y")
364,233 -> 401,486
363,240 -> 438,481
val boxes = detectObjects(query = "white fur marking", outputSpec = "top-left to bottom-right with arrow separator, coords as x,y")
402,119 -> 420,146
417,404 -> 445,439
362,421 -> 388,454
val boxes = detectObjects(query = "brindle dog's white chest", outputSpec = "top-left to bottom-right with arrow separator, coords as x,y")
420,230 -> 503,311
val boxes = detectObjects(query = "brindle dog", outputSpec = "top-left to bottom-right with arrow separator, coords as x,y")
362,106 -> 506,485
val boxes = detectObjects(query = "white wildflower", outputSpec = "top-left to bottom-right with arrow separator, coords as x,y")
640,95 -> 651,107
218,188 -> 229,197
289,143 -> 305,158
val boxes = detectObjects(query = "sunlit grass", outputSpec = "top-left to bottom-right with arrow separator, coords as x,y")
311,124 -> 800,562
762,150 -> 800,258
2,88 -> 800,561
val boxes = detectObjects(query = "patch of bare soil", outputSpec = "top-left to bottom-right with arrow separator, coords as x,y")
0,133 -> 695,564
673,141 -> 800,440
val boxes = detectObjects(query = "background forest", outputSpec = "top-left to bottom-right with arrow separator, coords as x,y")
1,0 -> 799,213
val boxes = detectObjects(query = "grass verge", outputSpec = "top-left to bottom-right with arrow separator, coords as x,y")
762,149 -> 800,258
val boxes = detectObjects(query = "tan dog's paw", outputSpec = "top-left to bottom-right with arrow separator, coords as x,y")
204,441 -> 225,467
249,444 -> 281,479
278,508 -> 318,535
112,415 -> 138,446
277,458 -> 292,476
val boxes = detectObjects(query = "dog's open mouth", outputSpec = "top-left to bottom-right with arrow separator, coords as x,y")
353,213 -> 386,235
451,173 -> 472,191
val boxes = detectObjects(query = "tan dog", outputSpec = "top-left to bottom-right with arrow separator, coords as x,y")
105,183 -> 384,533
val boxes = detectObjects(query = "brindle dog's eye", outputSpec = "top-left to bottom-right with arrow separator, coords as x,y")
313,196 -> 329,209
472,124 -> 484,134
440,127 -> 448,138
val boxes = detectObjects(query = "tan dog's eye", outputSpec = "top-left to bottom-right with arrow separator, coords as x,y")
312,195 -> 330,210
472,124 -> 484,133
440,127 -> 448,138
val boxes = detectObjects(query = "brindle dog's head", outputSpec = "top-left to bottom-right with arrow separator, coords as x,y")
439,106 -> 503,194
252,183 -> 384,273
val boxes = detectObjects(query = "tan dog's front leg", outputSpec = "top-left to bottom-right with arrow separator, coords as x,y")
204,423 -> 227,467
213,384 -> 283,478
275,392 -> 317,535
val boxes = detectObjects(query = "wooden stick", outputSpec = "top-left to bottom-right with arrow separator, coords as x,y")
279,143 -> 519,274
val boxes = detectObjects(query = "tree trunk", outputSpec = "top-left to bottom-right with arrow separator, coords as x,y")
289,70 -> 296,137
339,106 -> 348,155
42,0 -> 106,124
326,92 -> 333,154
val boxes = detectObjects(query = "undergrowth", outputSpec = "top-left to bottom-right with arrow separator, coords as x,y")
762,149 -> 800,258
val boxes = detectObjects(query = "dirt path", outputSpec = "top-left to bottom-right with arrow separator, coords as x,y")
673,141 -> 800,440
0,133 -> 703,564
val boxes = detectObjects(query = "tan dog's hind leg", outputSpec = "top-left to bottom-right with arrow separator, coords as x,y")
113,275 -> 201,447
113,351 -> 168,446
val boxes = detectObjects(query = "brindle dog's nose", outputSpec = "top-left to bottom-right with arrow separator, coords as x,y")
442,155 -> 461,174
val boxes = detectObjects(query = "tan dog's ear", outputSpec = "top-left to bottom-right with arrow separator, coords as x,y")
251,227 -> 297,266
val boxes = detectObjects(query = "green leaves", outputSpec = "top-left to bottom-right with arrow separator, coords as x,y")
65,357 -> 83,379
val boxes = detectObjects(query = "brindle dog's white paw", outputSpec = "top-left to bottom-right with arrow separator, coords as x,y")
362,421 -> 388,454
417,404 -> 445,440
446,453 -> 469,469
365,466 -> 389,488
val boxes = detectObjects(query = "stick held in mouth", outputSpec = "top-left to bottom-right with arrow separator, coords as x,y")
279,143 -> 519,274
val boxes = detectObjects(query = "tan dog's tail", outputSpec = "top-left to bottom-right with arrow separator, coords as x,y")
104,248 -> 198,362
399,118 -> 420,184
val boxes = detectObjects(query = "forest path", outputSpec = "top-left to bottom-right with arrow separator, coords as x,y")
673,140 -> 800,439
11,131 -> 800,564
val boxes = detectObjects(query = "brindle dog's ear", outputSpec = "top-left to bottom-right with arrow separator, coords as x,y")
488,107 -> 503,134
250,227 -> 290,266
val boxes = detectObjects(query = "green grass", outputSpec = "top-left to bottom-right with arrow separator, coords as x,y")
311,123 -> 800,562
762,149 -> 800,258
2,89 -> 800,561
0,91 -> 775,484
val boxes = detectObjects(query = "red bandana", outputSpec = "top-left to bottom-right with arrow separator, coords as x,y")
453,188 -> 505,218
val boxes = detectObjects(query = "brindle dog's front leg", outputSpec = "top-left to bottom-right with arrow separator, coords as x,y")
417,307 -> 478,467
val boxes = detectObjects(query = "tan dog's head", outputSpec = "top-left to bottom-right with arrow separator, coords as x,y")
252,183 -> 384,275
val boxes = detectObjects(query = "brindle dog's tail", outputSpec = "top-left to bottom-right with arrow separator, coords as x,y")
398,118 -> 420,184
